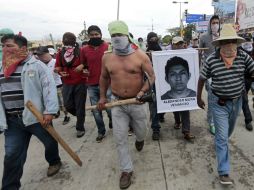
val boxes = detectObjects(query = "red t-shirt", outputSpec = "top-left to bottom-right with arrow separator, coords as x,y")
81,42 -> 109,85
55,48 -> 85,85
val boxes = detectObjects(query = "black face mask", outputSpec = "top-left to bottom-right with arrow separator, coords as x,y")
88,38 -> 103,46
147,41 -> 162,51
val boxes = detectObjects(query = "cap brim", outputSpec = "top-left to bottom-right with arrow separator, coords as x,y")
212,36 -> 246,46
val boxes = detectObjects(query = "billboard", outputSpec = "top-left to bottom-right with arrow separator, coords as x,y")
236,0 -> 254,30
186,14 -> 205,23
213,0 -> 236,24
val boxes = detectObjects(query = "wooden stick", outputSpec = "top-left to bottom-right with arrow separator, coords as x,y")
86,98 -> 138,110
26,101 -> 82,167
195,48 -> 209,51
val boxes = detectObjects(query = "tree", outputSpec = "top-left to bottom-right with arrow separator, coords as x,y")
162,35 -> 172,44
183,24 -> 196,42
166,27 -> 181,36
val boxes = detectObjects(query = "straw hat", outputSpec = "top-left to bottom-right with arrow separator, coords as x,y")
212,24 -> 245,46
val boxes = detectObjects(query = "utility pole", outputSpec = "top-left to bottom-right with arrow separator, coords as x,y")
117,0 -> 120,20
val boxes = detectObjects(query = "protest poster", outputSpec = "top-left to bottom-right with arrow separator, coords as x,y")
151,49 -> 200,113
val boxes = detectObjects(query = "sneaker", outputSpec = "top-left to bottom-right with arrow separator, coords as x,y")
209,125 -> 216,135
183,133 -> 195,141
96,133 -> 105,143
119,171 -> 133,189
47,161 -> 62,177
219,175 -> 234,185
62,116 -> 70,125
152,132 -> 160,141
135,140 -> 144,151
76,130 -> 85,138
128,126 -> 133,136
245,122 -> 253,131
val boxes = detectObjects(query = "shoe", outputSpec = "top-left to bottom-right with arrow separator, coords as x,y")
96,133 -> 105,143
55,110 -> 60,119
135,140 -> 144,151
76,130 -> 85,138
245,122 -> 253,131
47,161 -> 62,177
62,116 -> 70,125
183,133 -> 195,141
174,123 -> 181,129
128,126 -> 133,136
152,132 -> 160,140
209,125 -> 216,135
219,174 -> 234,185
159,117 -> 165,123
119,171 -> 133,189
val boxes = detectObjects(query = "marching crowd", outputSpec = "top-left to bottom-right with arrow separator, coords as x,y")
0,15 -> 254,189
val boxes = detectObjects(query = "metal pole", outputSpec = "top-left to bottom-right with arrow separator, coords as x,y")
117,0 -> 120,20
180,2 -> 182,29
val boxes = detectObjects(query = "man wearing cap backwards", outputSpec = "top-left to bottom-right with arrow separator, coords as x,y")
197,24 -> 254,185
98,20 -> 155,189
0,34 -> 62,189
36,46 -> 70,125
80,25 -> 112,143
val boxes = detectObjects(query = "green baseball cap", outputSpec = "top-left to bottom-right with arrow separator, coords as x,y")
108,20 -> 129,36
108,20 -> 135,44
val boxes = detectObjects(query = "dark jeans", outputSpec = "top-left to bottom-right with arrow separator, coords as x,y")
149,85 -> 160,132
242,77 -> 252,124
62,83 -> 87,131
2,116 -> 60,190
87,85 -> 112,135
173,111 -> 190,133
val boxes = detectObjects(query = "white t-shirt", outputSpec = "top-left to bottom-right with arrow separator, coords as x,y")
47,58 -> 62,87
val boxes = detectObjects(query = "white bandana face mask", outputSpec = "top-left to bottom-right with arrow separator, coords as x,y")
242,42 -> 253,52
111,36 -> 129,50
211,24 -> 219,35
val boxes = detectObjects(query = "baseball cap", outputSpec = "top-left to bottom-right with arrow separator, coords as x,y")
36,46 -> 49,55
172,36 -> 184,44
108,20 -> 135,44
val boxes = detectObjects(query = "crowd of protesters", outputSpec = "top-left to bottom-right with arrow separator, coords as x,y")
1,16 -> 254,189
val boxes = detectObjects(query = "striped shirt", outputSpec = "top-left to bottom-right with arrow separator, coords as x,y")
200,49 -> 254,99
0,64 -> 24,114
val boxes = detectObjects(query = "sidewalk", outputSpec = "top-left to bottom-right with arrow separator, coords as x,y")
1,102 -> 254,190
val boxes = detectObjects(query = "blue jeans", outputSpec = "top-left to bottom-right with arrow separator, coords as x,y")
87,85 -> 112,135
2,116 -> 60,190
210,92 -> 242,176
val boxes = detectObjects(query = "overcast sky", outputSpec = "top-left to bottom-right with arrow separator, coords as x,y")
0,0 -> 214,41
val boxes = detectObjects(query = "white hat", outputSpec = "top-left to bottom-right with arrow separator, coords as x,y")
48,48 -> 56,55
172,36 -> 184,44
212,24 -> 245,46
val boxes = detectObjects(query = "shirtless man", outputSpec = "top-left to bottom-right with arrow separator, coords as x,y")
99,20 -> 155,189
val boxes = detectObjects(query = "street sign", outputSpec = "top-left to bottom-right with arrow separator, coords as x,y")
186,14 -> 205,23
